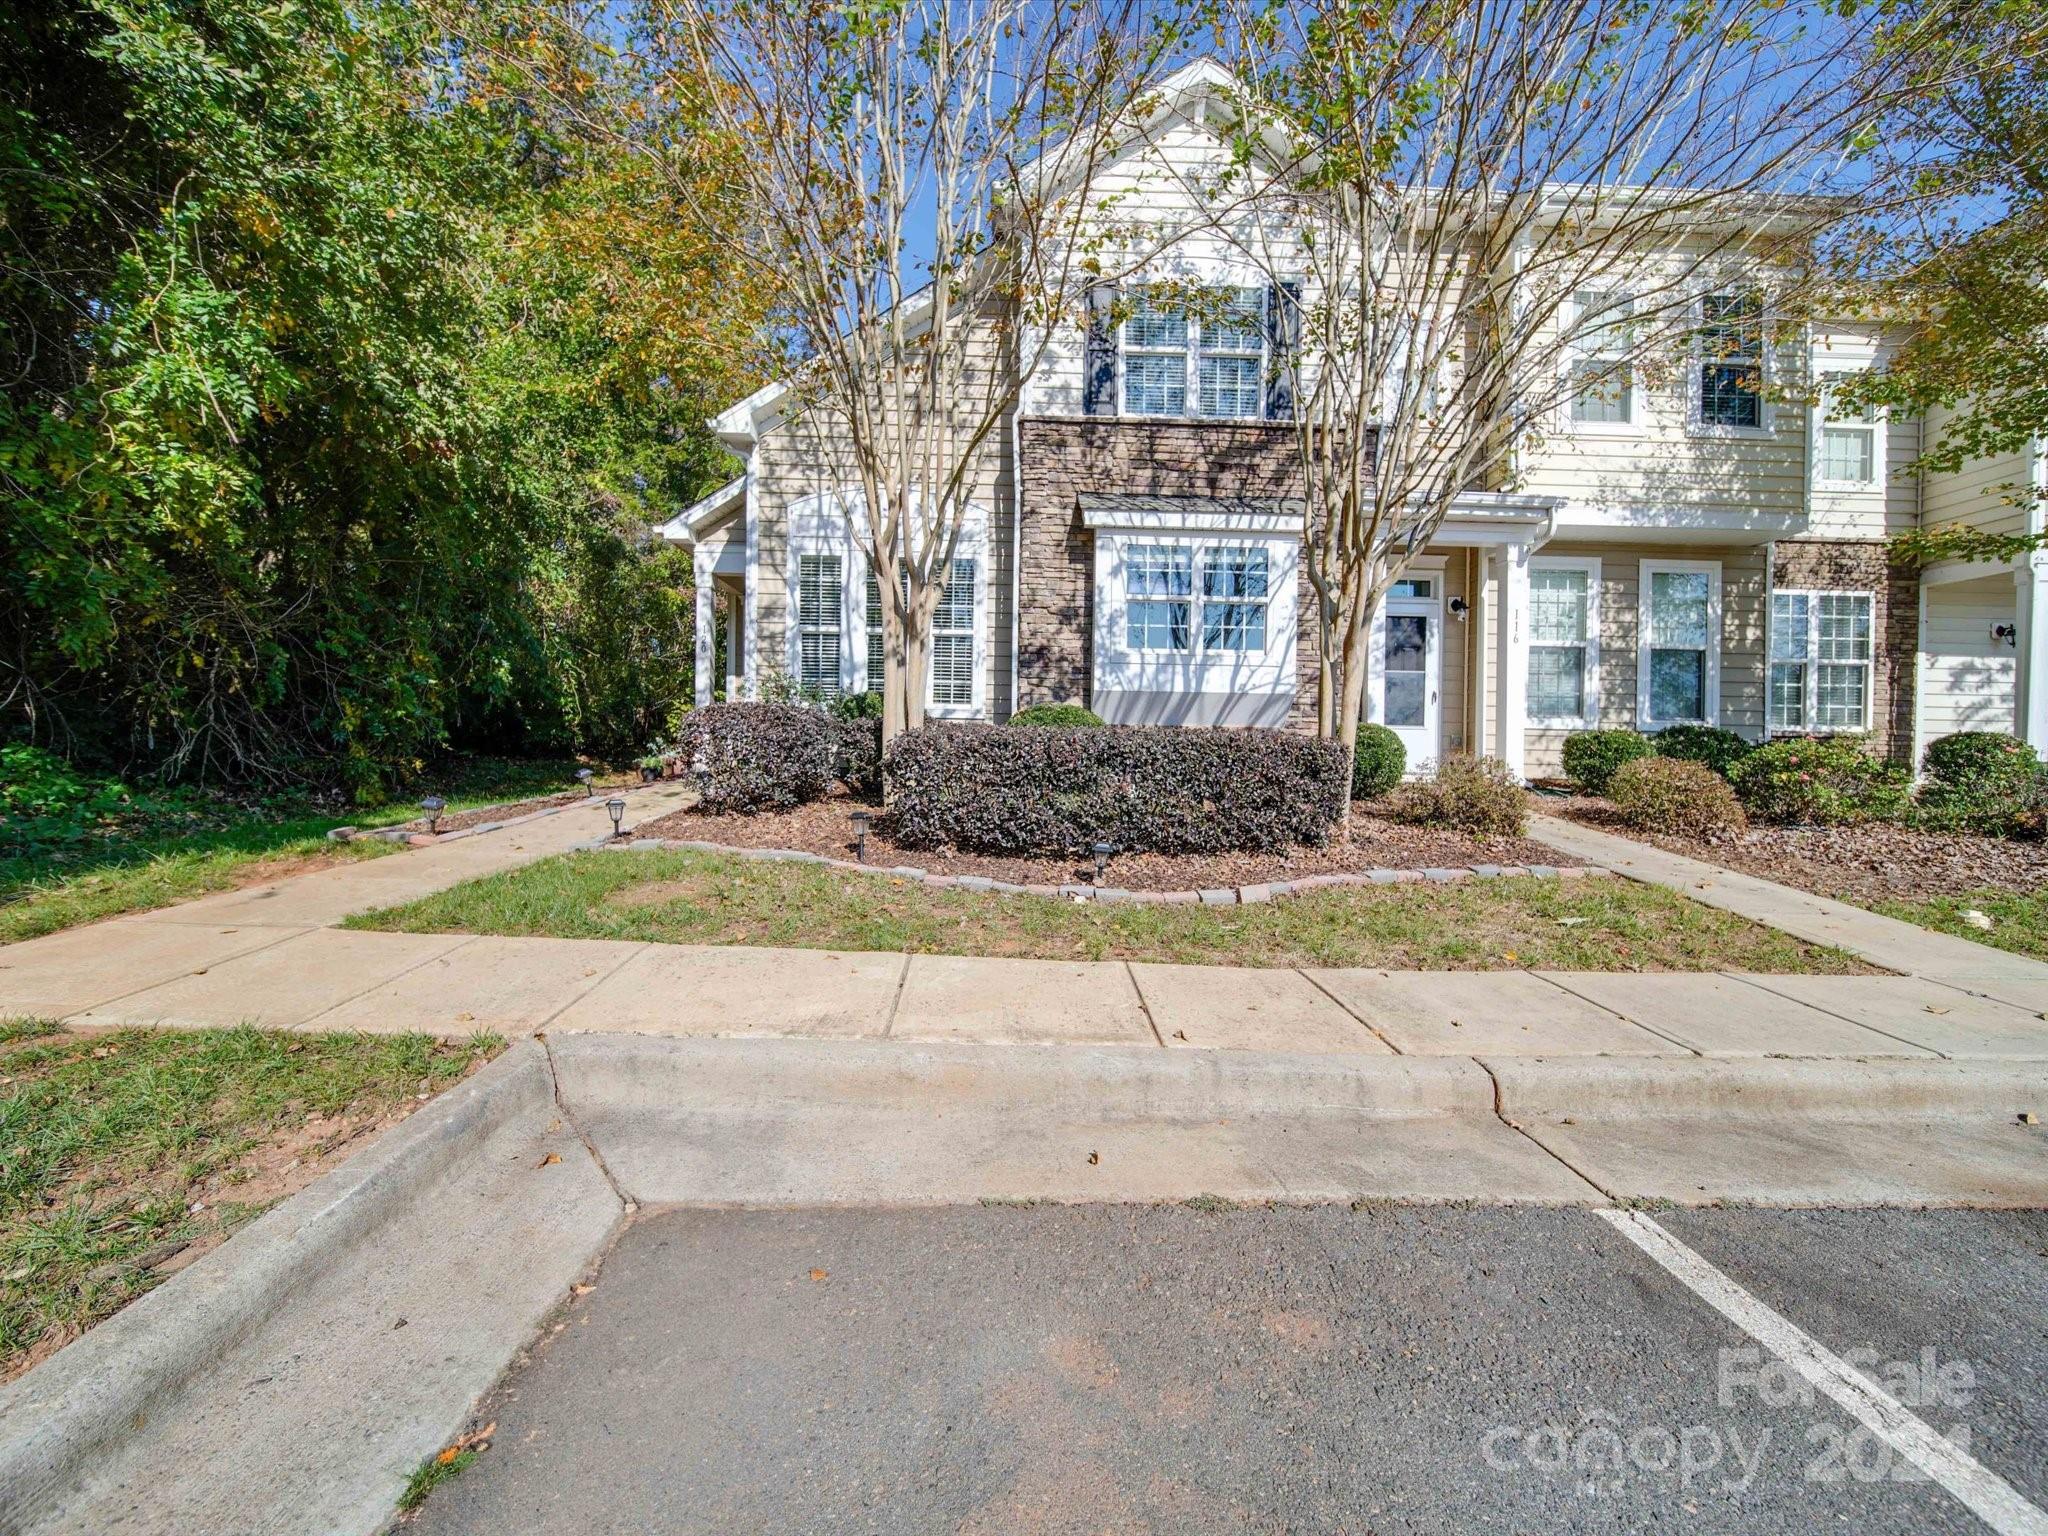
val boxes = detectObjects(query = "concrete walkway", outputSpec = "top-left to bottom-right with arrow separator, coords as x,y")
1530,812 -> 2048,1007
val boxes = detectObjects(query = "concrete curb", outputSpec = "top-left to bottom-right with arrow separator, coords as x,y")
1488,1055 -> 2048,1122
0,1041 -> 623,1536
610,838 -> 1610,906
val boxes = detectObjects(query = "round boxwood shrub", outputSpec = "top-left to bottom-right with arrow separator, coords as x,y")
1384,755 -> 1526,838
1916,731 -> 2045,837
1561,728 -> 1652,794
1651,724 -> 1753,779
1008,702 -> 1105,728
1351,724 -> 1406,801
1607,756 -> 1747,839
1727,736 -> 1911,826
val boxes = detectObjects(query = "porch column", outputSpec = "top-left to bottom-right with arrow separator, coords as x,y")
693,558 -> 715,708
1493,543 -> 1529,779
2019,553 -> 2048,753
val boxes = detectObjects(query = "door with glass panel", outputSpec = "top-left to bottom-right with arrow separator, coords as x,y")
1381,596 -> 1442,768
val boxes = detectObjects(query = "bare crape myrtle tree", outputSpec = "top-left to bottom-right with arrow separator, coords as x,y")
1199,0 -> 1966,787
646,0 -> 1206,739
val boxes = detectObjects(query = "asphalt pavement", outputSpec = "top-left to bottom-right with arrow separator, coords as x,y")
405,1204 -> 2048,1535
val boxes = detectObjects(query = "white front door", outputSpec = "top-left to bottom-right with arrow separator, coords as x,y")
1381,598 -> 1442,769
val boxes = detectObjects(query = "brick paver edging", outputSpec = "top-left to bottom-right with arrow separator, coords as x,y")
575,837 -> 1611,906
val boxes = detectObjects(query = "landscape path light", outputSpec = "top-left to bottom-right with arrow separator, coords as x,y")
850,810 -> 871,863
576,767 -> 595,797
1091,841 -> 1115,885
420,795 -> 446,835
607,797 -> 627,839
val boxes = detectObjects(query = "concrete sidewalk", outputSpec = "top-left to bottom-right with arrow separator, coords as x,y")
1529,812 -> 2048,1003
15,927 -> 2048,1060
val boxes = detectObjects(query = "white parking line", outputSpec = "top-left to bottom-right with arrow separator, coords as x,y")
1597,1209 -> 2048,1536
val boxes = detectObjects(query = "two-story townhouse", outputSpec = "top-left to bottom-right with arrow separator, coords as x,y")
664,59 -> 2048,776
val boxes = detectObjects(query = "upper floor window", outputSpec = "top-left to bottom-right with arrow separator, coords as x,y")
1694,293 -> 1764,432
1121,288 -> 1268,421
1567,290 -> 1633,428
1816,374 -> 1881,487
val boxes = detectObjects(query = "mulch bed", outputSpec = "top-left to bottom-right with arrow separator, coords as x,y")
635,788 -> 1583,891
1549,794 -> 2048,905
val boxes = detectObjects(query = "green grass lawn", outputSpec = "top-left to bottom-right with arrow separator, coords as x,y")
0,755 -> 616,946
1870,889 -> 2048,963
348,847 -> 1869,973
0,1022 -> 502,1381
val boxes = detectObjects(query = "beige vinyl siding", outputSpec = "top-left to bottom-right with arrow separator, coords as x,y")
1805,326 -> 1918,540
1494,542 -> 1768,778
746,325 -> 1018,718
1920,404 -> 2035,541
1918,575 -> 2018,744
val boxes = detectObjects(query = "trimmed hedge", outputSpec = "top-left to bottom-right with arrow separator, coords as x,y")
678,702 -> 843,812
1728,736 -> 1910,826
1562,729 -> 1652,794
1008,702 -> 1105,728
1608,756 -> 1747,839
1651,724 -> 1753,779
831,715 -> 884,798
1385,755 -> 1526,837
1351,724 -> 1406,801
1917,731 -> 2045,837
884,723 -> 1349,854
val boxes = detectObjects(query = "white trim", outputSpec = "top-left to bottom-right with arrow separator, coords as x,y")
1079,502 -> 1300,535
1527,556 -> 1602,729
1091,529 -> 1299,703
1685,291 -> 1773,441
1117,284 -> 1272,422
1811,362 -> 1885,493
1769,587 -> 1876,735
1368,594 -> 1444,771
1637,558 -> 1723,728
1560,288 -> 1636,438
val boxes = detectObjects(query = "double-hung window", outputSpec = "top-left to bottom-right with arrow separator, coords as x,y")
1771,591 -> 1873,733
796,553 -> 843,695
1568,290 -> 1632,427
1639,562 -> 1719,726
1123,288 -> 1267,420
1528,561 -> 1599,725
1816,374 -> 1881,487
929,559 -> 976,707
1125,543 -> 1269,655
1200,547 -> 1269,651
1694,292 -> 1764,431
865,569 -> 887,685
1126,544 -> 1193,651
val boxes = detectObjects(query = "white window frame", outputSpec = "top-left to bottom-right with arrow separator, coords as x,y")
1770,588 -> 1875,734
1812,369 -> 1885,491
1637,558 -> 1722,728
1687,291 -> 1771,439
793,551 -> 845,698
1563,291 -> 1634,435
1527,556 -> 1602,728
1090,524 -> 1300,703
1121,286 -> 1269,422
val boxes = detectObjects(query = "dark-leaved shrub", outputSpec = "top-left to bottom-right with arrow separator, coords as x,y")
1008,702 -> 1105,728
1608,756 -> 1747,839
1384,755 -> 1526,837
1916,731 -> 2045,838
884,723 -> 1348,854
1728,736 -> 1910,826
1351,723 -> 1406,801
830,715 -> 884,798
1561,729 -> 1652,794
677,703 -> 835,812
1651,724 -> 1753,779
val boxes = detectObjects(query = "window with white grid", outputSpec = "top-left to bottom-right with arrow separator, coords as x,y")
1528,562 -> 1598,724
1200,547 -> 1269,652
1122,294 -> 1189,416
1568,290 -> 1633,427
1640,563 -> 1718,726
1770,590 -> 1872,732
864,569 -> 886,686
1694,292 -> 1764,431
929,559 -> 976,707
796,553 -> 842,695
1816,374 -> 1880,487
1126,544 -> 1193,651
1123,288 -> 1267,420
1197,291 -> 1265,419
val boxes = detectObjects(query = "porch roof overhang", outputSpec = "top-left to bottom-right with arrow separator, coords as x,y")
1547,502 -> 1808,547
657,475 -> 747,546
1419,491 -> 1562,549
1078,493 -> 1305,535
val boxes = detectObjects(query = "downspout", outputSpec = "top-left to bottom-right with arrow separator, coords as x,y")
1762,539 -> 1775,746
1008,385 -> 1024,723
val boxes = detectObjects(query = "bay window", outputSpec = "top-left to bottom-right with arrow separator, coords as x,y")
1771,590 -> 1873,732
1200,547 -> 1269,652
1125,544 -> 1193,651
1529,559 -> 1600,726
1123,542 -> 1269,656
1639,561 -> 1720,726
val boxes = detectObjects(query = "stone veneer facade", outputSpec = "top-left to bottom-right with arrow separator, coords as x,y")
1771,537 -> 1918,763
1016,417 -> 1326,729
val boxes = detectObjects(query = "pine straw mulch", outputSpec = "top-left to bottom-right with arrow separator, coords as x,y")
635,788 -> 1583,892
1549,794 -> 2048,905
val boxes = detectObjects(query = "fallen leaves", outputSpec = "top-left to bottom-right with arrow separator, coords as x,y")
437,1422 -> 495,1464
809,1268 -> 828,1282
535,1151 -> 561,1168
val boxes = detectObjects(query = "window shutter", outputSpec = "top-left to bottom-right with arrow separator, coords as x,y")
1265,281 -> 1300,421
1083,284 -> 1119,416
